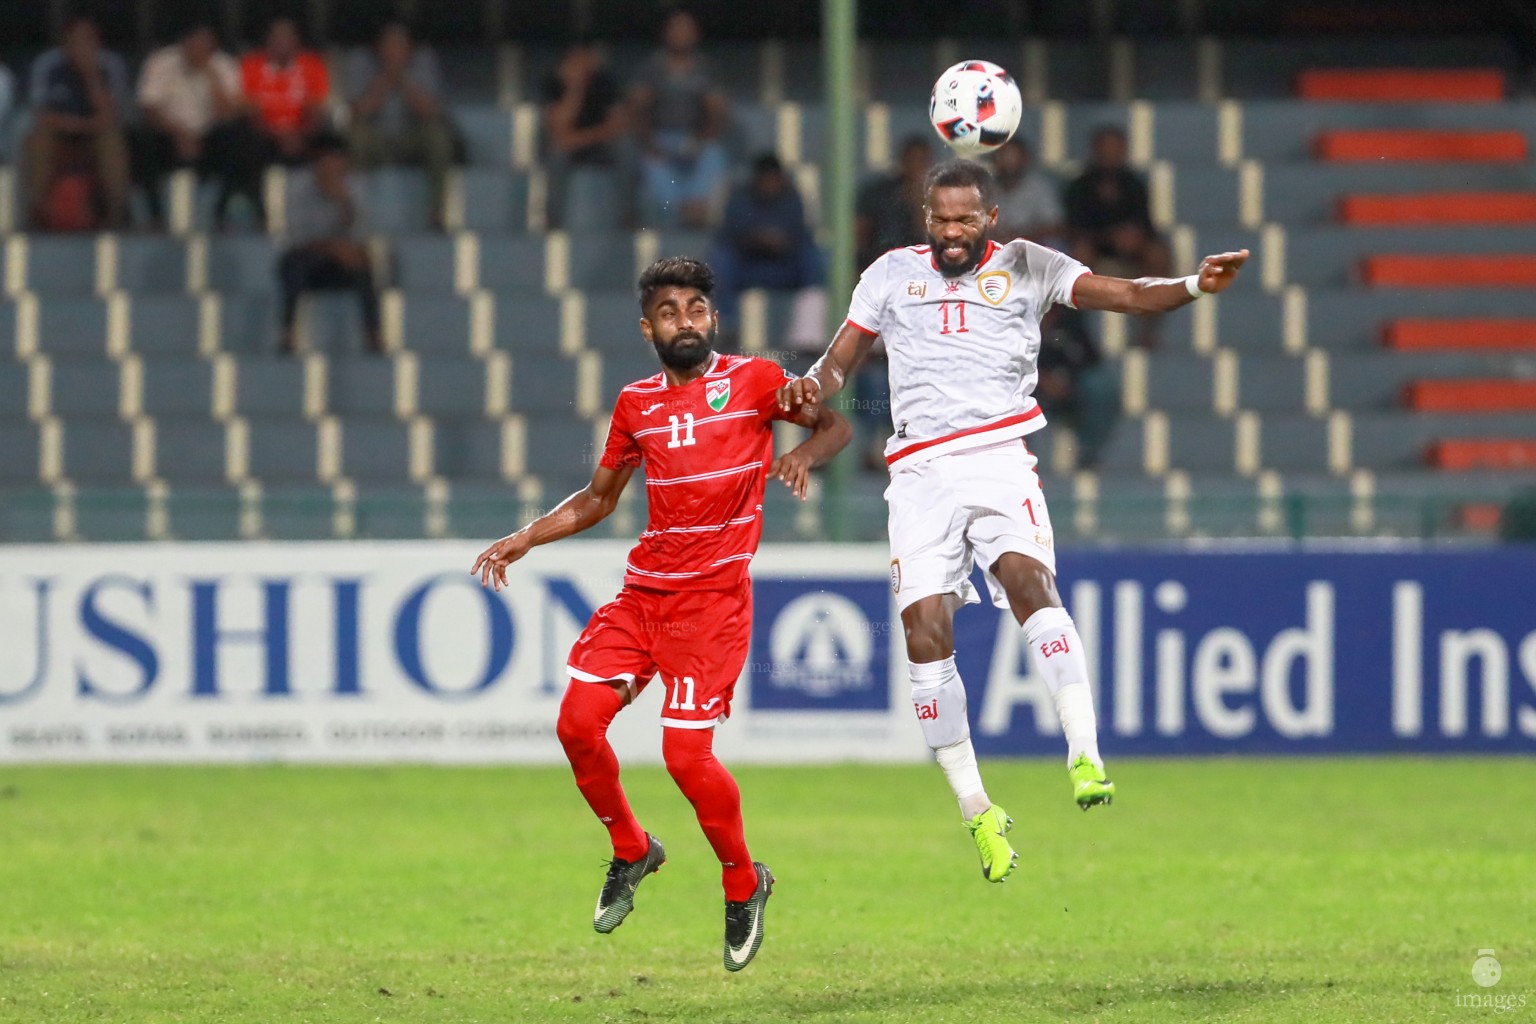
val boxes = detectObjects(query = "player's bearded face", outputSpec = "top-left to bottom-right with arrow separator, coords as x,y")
926,186 -> 993,279
653,321 -> 716,370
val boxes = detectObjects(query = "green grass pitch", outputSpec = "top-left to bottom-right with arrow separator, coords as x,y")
0,758 -> 1529,1022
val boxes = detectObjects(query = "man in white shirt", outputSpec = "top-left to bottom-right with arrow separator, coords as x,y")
131,24 -> 262,229
779,160 -> 1248,884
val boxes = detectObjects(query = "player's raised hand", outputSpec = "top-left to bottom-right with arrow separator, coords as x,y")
769,451 -> 814,500
471,532 -> 531,591
1195,249 -> 1249,295
776,375 -> 821,414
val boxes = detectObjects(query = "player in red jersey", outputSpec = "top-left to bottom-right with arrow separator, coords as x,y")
472,257 -> 850,971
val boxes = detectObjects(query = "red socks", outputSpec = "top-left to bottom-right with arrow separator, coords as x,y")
557,680 -> 757,901
556,681 -> 649,862
663,727 -> 757,902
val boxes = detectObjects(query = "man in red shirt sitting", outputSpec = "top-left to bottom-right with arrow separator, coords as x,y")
240,17 -> 329,166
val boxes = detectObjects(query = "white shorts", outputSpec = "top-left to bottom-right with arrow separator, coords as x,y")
885,438 -> 1057,612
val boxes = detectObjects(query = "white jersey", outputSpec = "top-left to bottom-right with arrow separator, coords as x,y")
845,238 -> 1091,468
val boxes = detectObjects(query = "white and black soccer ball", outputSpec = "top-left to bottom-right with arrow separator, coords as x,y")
929,60 -> 1023,158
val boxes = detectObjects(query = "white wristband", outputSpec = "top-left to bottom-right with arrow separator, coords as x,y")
1184,274 -> 1205,298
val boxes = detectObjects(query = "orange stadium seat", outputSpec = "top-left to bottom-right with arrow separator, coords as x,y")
1403,380 -> 1536,413
1428,439 -> 1536,471
1296,68 -> 1505,102
1362,255 -> 1536,288
1314,130 -> 1527,162
1457,503 -> 1504,532
1339,193 -> 1536,225
1383,320 -> 1536,350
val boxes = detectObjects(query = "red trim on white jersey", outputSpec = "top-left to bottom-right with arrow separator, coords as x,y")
1066,269 -> 1095,309
885,407 -> 1044,467
846,318 -> 878,338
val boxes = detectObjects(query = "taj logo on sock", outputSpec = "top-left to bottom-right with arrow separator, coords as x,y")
914,697 -> 939,720
1040,636 -> 1071,658
706,379 -> 731,412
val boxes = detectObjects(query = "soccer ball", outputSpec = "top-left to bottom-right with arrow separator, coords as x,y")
929,60 -> 1023,158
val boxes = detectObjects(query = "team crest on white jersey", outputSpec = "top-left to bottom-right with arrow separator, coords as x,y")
706,379 -> 731,412
977,270 -> 1011,305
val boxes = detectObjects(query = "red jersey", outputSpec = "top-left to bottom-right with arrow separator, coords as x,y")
600,353 -> 795,591
240,52 -> 329,134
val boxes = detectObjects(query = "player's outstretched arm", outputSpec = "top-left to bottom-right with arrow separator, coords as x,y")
776,321 -> 877,415
471,464 -> 636,590
1073,249 -> 1249,315
770,403 -> 854,500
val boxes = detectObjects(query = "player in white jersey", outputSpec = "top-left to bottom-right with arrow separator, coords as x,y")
779,159 -> 1247,883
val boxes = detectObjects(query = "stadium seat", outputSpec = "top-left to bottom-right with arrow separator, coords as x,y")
396,294 -> 475,354
205,236 -> 278,295
337,418 -> 419,482
1403,380 -> 1536,413
1296,68 -> 1505,102
164,484 -> 244,540
476,235 -> 551,294
1337,193 -> 1536,225
21,236 -> 98,293
1383,319 -> 1536,350
1316,130 -> 1527,162
416,357 -> 497,417
353,483 -> 430,538
48,361 -> 123,417
139,360 -> 216,418
152,419 -> 230,483
260,484 -> 337,539
0,423 -> 42,483
115,237 -> 189,293
458,169 -> 531,233
129,296 -> 203,356
433,419 -> 511,481
1427,439 -> 1536,471
568,232 -> 637,291
59,419 -> 137,483
327,357 -> 399,417
35,298 -> 109,358
1362,255 -> 1536,288
72,485 -> 150,541
244,420 -> 323,482
230,358 -> 308,417
510,356 -> 580,413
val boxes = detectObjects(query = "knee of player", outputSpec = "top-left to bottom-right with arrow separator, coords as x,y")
661,726 -> 713,776
902,618 -> 952,662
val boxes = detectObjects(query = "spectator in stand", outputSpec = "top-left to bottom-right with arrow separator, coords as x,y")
1064,125 -> 1171,346
22,16 -> 131,230
630,9 -> 729,229
1035,305 -> 1120,469
241,17 -> 330,167
855,135 -> 931,271
277,138 -> 380,355
346,21 -> 454,230
990,137 -> 1064,246
710,154 -> 823,323
132,24 -> 261,230
541,39 -> 628,230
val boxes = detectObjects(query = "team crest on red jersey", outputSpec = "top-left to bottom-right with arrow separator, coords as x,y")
706,379 -> 731,412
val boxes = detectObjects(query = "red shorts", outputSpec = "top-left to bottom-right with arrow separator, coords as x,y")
566,580 -> 753,729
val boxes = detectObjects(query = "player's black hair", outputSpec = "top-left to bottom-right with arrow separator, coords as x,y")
924,159 -> 997,210
637,257 -> 715,312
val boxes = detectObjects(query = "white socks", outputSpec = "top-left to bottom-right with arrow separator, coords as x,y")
910,656 -> 991,818
1022,606 -> 1103,769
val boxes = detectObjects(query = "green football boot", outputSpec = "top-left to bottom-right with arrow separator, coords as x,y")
593,834 -> 665,933
965,805 -> 1017,883
1069,754 -> 1115,811
723,862 -> 774,972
